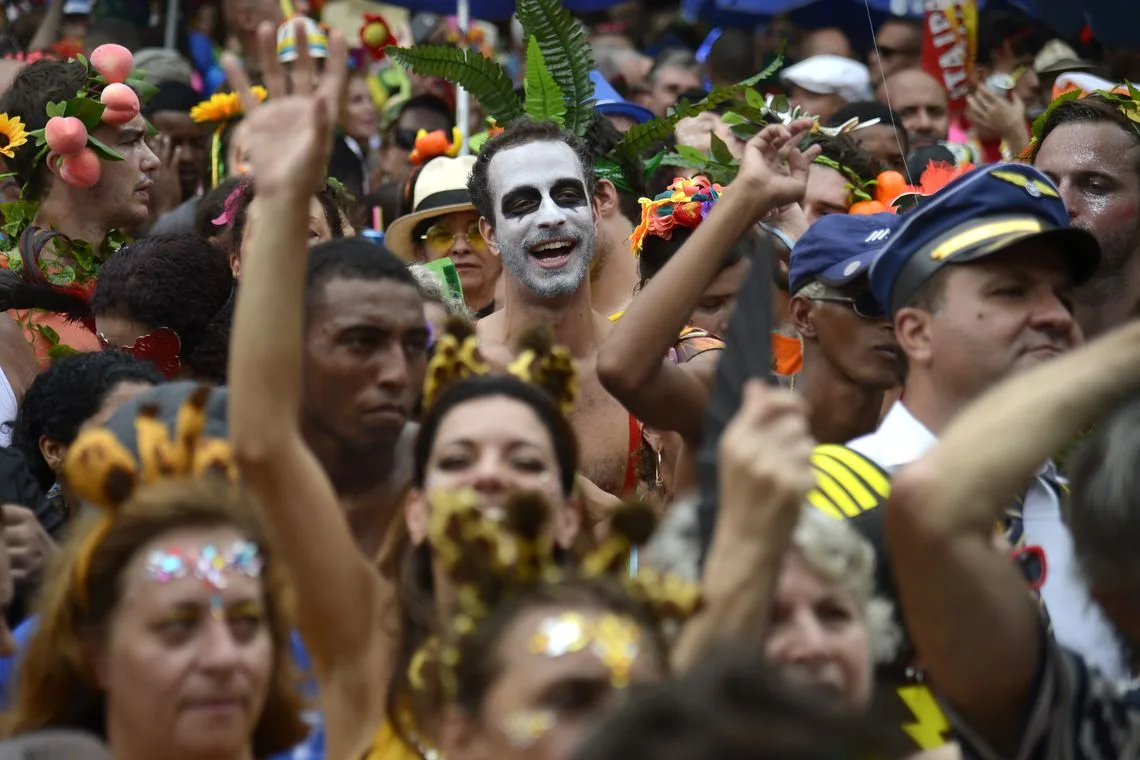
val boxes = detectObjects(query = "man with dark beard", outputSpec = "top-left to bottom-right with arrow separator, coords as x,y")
1032,93 -> 1140,338
469,119 -> 641,497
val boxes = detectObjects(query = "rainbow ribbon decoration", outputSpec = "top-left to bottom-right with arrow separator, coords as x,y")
629,175 -> 724,255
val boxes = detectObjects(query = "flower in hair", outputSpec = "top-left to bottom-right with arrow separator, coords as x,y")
628,175 -> 723,255
0,114 -> 29,160
191,87 -> 268,124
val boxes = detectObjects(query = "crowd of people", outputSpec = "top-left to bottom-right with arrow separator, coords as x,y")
0,0 -> 1133,758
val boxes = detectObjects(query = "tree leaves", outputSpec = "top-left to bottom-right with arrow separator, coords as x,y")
387,45 -> 523,126
516,0 -> 595,136
524,36 -> 566,127
613,55 -> 785,162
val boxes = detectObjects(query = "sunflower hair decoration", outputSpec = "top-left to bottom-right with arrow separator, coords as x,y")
413,489 -> 701,701
192,86 -> 268,189
64,385 -> 237,609
628,175 -> 723,255
422,318 -> 579,417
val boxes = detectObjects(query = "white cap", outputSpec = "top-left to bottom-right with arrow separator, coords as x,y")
780,55 -> 871,104
63,0 -> 93,14
1053,71 -> 1117,96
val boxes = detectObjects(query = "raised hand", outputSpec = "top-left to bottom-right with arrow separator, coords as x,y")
735,118 -> 821,216
221,20 -> 348,198
718,380 -> 817,534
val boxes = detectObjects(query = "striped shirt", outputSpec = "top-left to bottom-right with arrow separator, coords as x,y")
951,639 -> 1140,760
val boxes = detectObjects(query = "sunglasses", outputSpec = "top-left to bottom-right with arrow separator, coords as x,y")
421,223 -> 486,255
1011,544 -> 1047,591
807,292 -> 886,320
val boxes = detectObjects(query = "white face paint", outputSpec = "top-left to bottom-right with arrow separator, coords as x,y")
486,140 -> 597,298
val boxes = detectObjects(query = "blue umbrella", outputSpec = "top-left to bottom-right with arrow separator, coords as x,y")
378,0 -> 623,22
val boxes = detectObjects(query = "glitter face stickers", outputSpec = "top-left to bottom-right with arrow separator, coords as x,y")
498,611 -> 643,748
527,611 -> 643,689
501,709 -> 557,749
143,540 -> 264,616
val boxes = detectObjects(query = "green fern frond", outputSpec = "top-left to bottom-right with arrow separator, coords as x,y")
524,36 -> 566,127
387,45 -> 523,126
614,55 -> 784,161
516,0 -> 596,137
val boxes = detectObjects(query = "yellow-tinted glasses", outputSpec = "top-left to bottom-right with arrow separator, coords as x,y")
420,222 -> 487,256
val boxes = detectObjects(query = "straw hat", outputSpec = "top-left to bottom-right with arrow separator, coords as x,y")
386,155 -> 477,262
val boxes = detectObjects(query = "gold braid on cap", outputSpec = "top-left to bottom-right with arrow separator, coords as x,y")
64,385 -> 238,609
421,318 -> 578,417
411,489 -> 701,700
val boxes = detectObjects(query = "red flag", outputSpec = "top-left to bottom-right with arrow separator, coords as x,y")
922,0 -> 978,114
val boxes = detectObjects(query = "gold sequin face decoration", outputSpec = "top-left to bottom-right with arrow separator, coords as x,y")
501,709 -> 556,748
528,611 -> 642,688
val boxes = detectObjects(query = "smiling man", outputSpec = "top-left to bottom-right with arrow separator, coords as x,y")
848,162 -> 1129,680
0,58 -> 160,362
469,119 -> 642,497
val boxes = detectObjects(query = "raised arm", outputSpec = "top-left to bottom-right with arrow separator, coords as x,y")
671,380 -> 816,671
886,319 -> 1140,753
225,24 -> 390,689
597,122 -> 820,443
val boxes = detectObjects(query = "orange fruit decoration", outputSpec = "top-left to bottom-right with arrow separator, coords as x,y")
874,170 -> 908,205
849,200 -> 889,215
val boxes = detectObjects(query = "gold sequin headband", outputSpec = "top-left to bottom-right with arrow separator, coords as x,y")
63,385 -> 239,608
422,317 -> 578,418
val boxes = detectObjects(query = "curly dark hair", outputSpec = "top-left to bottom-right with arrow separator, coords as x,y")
1032,94 -> 1140,174
0,60 -> 87,199
639,225 -> 762,284
223,177 -> 355,258
10,351 -> 163,491
801,132 -> 885,185
468,119 -> 597,222
583,113 -> 647,226
91,234 -> 235,384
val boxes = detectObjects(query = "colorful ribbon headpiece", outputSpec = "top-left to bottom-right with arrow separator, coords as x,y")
64,385 -> 238,609
422,317 -> 578,418
629,175 -> 723,255
411,490 -> 701,700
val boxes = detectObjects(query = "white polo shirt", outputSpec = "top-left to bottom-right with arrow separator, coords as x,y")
848,401 -> 1128,680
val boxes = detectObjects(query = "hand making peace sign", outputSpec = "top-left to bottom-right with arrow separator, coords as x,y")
221,20 -> 348,198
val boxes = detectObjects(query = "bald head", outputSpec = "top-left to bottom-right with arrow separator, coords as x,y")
802,27 -> 853,60
878,68 -> 949,149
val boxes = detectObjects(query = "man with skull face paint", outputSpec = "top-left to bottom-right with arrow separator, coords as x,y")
469,120 -> 642,497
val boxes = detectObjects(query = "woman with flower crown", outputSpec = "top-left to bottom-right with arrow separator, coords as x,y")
6,383 -> 307,760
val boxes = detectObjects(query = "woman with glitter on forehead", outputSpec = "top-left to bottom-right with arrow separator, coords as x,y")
5,383 -> 307,760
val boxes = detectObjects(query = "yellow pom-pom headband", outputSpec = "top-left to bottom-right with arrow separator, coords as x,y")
422,318 -> 578,418
413,489 -> 701,701
65,385 -> 238,609
628,175 -> 724,255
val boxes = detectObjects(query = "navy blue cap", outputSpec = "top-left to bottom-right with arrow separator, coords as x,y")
869,162 -> 1101,316
788,212 -> 899,295
590,71 -> 655,125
